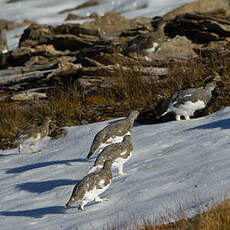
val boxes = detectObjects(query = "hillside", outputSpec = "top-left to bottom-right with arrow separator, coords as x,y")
1,0 -> 230,229
0,107 -> 230,229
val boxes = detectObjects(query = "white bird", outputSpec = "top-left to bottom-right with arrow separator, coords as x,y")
87,111 -> 139,159
160,74 -> 221,121
65,160 -> 113,211
10,116 -> 51,153
89,135 -> 133,176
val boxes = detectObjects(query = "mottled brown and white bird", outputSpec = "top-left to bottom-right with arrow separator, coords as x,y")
160,73 -> 221,121
0,29 -> 8,54
88,135 -> 133,176
87,111 -> 139,159
65,160 -> 113,211
127,16 -> 165,60
10,116 -> 51,153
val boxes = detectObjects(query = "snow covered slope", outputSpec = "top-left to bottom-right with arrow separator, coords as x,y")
0,107 -> 230,230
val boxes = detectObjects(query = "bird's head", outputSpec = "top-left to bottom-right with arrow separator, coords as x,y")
203,71 -> 222,91
129,110 -> 139,120
151,16 -> 165,30
204,71 -> 222,84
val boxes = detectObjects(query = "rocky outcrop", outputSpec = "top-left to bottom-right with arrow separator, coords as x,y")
164,12 -> 230,44
1,3 -> 230,147
163,0 -> 230,20
0,19 -> 33,31
2,11 -> 230,94
59,0 -> 102,14
0,10 -> 230,128
148,35 -> 197,61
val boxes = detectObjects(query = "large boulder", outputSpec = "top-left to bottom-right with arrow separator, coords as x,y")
149,35 -> 197,61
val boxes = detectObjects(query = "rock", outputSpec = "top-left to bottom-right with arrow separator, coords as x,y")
46,62 -> 82,79
164,12 -> 230,44
9,44 -> 68,66
11,91 -> 47,100
82,13 -> 152,38
65,14 -> 89,21
65,13 -> 99,21
149,35 -> 198,61
19,24 -> 55,47
52,34 -> 93,51
59,0 -> 102,14
2,10 -> 229,113
12,44 -> 63,58
163,0 -> 230,20
0,19 -> 33,30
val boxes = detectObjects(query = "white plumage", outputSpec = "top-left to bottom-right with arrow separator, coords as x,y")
160,74 -> 221,121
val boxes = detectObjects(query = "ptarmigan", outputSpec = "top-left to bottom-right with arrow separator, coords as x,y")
127,16 -> 165,60
0,29 -> 8,54
10,116 -> 51,153
160,74 -> 221,121
88,135 -> 133,176
87,111 -> 139,159
65,160 -> 113,211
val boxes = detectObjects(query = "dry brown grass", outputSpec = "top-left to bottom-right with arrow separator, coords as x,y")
198,200 -> 230,230
106,54 -> 230,118
105,200 -> 230,230
1,52 -> 230,147
0,87 -> 82,147
110,67 -> 155,109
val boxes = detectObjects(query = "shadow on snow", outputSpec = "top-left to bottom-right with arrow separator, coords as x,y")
16,179 -> 79,193
6,158 -> 89,174
0,206 -> 65,218
186,118 -> 230,131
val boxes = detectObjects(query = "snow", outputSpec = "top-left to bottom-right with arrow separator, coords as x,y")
0,0 -> 194,50
1,107 -> 230,229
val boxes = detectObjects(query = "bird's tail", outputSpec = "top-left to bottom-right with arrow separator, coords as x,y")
157,110 -> 168,119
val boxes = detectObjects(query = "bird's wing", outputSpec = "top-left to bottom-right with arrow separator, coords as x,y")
94,143 -> 121,165
89,129 -> 107,155
11,124 -> 36,143
168,88 -> 203,107
70,180 -> 86,200
174,88 -> 206,106
106,120 -> 127,135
